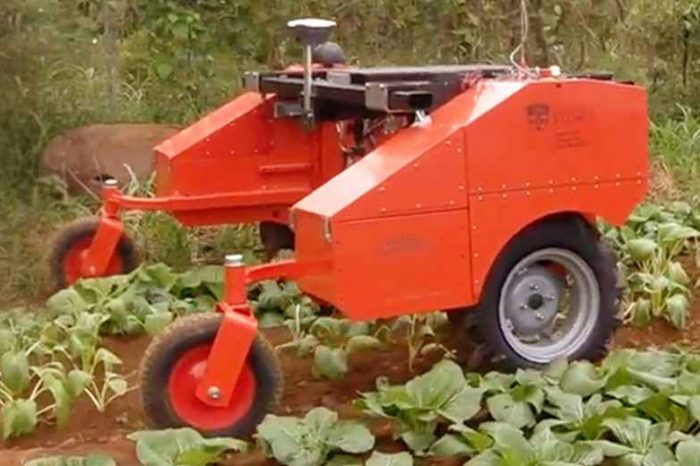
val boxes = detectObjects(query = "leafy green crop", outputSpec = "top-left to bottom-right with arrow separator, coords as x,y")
250,280 -> 322,330
466,423 -> 604,466
366,451 -> 413,466
256,407 -> 375,466
284,317 -> 388,380
357,348 -> 700,464
602,202 -> 700,328
127,428 -> 247,466
392,312 -> 453,371
0,309 -> 113,439
46,264 -> 223,337
24,454 -> 116,466
356,359 -> 484,454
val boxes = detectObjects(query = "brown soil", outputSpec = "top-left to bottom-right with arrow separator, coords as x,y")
5,286 -> 700,465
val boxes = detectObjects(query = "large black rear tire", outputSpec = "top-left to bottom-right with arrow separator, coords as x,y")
458,215 -> 622,371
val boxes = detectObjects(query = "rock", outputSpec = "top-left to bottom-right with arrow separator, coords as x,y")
39,123 -> 180,195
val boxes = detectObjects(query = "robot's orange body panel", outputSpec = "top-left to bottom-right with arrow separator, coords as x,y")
292,78 -> 647,318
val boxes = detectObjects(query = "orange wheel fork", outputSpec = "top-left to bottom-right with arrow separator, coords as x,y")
62,237 -> 124,285
168,344 -> 257,431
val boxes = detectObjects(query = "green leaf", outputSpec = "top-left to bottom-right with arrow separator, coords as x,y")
429,434 -> 474,457
627,238 -> 658,261
676,440 -> 700,466
560,361 -> 606,397
46,288 -> 90,314
666,294 -> 689,329
480,422 -> 534,460
668,262 -> 691,286
66,370 -> 92,398
631,299 -> 653,327
366,451 -> 413,466
1,398 -> 38,440
603,417 -> 670,452
644,443 -> 674,466
24,454 -> 117,466
327,421 -> 375,453
687,396 -> 700,422
606,385 -> 654,405
400,430 -> 436,454
144,312 -> 174,336
406,359 -> 466,409
127,427 -> 246,466
325,455 -> 363,466
439,386 -> 484,424
486,393 -> 535,429
313,345 -> 348,380
43,375 -> 71,427
346,335 -> 382,354
659,223 -> 700,244
584,440 -> 634,457
451,424 -> 494,453
105,373 -> 128,397
256,409 -> 371,465
465,450 -> 502,466
256,415 -> 307,464
1,351 -> 30,393
94,348 -> 122,368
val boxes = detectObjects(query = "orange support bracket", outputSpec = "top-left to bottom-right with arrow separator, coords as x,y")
195,256 -> 332,407
195,254 -> 255,407
81,181 -> 125,277
194,301 -> 259,408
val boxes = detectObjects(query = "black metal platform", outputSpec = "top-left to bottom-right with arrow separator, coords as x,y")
243,64 -> 513,120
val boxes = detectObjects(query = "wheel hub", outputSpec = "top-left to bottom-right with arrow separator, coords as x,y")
497,248 -> 601,364
168,344 -> 256,431
504,265 -> 562,335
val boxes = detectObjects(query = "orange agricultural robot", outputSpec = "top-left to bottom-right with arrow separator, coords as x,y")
57,19 -> 650,437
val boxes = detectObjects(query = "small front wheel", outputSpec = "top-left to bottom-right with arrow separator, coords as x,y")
139,313 -> 283,438
465,216 -> 621,370
49,218 -> 139,290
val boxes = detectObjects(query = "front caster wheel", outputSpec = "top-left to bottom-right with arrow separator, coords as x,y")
463,216 -> 621,371
139,313 -> 283,438
49,218 -> 139,290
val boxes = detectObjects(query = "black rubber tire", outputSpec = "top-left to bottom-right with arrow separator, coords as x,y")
139,313 -> 283,438
49,217 -> 139,291
463,215 -> 622,371
259,221 -> 295,259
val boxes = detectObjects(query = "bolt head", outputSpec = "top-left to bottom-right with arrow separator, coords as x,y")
208,386 -> 221,400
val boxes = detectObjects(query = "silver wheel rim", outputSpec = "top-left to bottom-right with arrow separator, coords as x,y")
498,248 -> 600,364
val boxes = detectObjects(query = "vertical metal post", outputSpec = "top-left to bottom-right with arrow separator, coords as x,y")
303,43 -> 313,117
224,254 -> 247,306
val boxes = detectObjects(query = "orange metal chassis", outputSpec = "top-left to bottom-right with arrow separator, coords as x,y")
189,75 -> 650,408
80,91 -> 349,278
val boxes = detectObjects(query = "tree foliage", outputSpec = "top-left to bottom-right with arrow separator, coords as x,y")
2,0 -> 700,190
